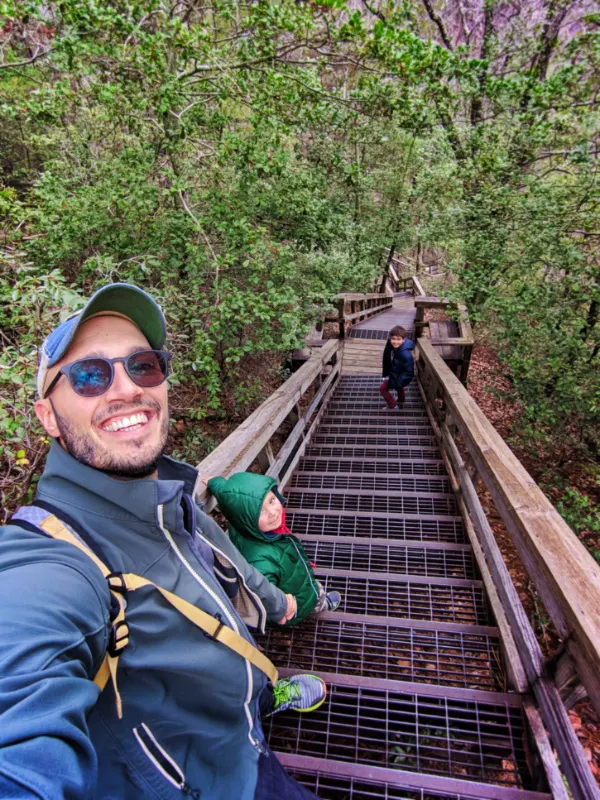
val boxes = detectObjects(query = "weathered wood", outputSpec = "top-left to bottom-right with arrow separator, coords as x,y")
196,339 -> 339,509
337,292 -> 390,301
417,381 -> 528,694
278,368 -> 340,489
415,296 -> 450,309
555,650 -> 588,710
411,275 -> 427,298
522,698 -> 570,800
267,362 -> 340,483
418,339 -> 600,718
256,441 -> 274,472
338,298 -> 346,339
438,419 -> 600,800
429,337 -> 473,346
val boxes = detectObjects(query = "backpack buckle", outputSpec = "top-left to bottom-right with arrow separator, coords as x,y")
107,572 -> 127,594
108,620 -> 130,656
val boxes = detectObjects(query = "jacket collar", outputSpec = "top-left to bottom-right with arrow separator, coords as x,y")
36,440 -> 201,535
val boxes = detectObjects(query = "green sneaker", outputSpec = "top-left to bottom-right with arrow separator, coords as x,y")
271,675 -> 327,715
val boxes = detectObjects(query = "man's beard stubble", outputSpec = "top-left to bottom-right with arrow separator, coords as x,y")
50,398 -> 169,479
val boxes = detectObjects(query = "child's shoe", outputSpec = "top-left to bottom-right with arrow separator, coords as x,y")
325,591 -> 342,611
271,674 -> 327,714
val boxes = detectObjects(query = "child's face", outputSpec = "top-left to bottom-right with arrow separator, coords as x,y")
390,335 -> 404,349
258,491 -> 283,532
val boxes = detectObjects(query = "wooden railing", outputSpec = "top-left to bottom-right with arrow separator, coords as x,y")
417,338 -> 600,800
195,339 -> 341,510
325,292 -> 392,339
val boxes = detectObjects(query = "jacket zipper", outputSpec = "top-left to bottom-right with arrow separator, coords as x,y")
157,506 -> 264,753
133,722 -> 200,797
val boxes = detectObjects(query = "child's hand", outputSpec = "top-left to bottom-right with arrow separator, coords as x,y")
277,594 -> 297,624
201,475 -> 215,486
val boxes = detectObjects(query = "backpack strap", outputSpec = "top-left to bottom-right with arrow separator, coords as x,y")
38,514 -> 129,718
30,512 -> 279,718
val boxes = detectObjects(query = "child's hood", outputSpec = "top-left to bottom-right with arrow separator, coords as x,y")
207,472 -> 285,541
398,338 -> 414,353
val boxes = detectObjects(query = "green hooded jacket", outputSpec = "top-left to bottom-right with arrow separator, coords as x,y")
207,473 -> 320,625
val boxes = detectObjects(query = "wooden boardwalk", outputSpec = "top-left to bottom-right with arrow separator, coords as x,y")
260,298 -> 551,800
342,294 -> 416,375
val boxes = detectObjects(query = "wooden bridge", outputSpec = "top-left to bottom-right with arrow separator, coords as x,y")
197,277 -> 600,800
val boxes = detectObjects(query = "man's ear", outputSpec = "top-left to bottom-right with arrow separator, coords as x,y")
35,398 -> 61,438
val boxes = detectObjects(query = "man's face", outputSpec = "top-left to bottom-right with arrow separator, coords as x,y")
390,335 -> 404,349
35,315 -> 169,479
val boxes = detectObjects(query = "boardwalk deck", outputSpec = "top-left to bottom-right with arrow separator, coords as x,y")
259,298 -> 552,799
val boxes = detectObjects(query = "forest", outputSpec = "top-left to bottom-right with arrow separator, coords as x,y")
1,0 -> 599,533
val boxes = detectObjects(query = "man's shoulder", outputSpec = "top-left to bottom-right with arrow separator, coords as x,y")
0,518 -> 111,608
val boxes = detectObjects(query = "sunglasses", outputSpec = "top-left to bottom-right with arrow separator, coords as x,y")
44,350 -> 172,398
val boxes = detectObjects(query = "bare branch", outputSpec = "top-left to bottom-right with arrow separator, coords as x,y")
0,46 -> 53,70
421,0 -> 453,50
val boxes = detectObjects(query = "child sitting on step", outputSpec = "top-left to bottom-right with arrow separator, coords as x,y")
203,472 -> 342,626
380,325 -> 415,409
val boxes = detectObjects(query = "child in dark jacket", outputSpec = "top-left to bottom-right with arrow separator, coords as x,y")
380,325 -> 415,409
205,473 -> 342,626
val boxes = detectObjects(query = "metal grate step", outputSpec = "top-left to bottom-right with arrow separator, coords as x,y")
287,511 -> 466,544
285,765 -> 551,800
290,472 -> 452,494
328,402 -> 429,415
260,615 -> 502,691
305,445 -> 442,460
318,428 -> 435,441
321,420 -> 434,434
286,489 -> 457,517
311,433 -> 440,459
266,680 -> 532,788
315,572 -> 488,625
313,436 -> 438,449
299,538 -> 475,580
297,457 -> 447,476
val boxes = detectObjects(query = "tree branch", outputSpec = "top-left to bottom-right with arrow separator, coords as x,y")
421,0 -> 453,50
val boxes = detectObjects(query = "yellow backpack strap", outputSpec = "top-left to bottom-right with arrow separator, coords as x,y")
119,573 -> 278,685
39,515 -> 128,718
39,515 -> 278,711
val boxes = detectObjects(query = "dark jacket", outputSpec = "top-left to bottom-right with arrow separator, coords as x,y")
382,337 -> 415,391
208,473 -> 321,625
0,441 -> 288,800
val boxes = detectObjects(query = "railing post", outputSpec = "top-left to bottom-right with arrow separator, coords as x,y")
256,441 -> 275,473
337,298 -> 346,339
414,306 -> 424,339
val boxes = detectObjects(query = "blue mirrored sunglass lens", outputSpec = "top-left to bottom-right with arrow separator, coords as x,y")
70,361 -> 111,396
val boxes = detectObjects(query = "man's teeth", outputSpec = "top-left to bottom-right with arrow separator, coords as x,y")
103,413 -> 149,432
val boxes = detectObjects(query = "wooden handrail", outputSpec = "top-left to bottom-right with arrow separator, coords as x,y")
195,339 -> 340,509
417,339 -> 600,720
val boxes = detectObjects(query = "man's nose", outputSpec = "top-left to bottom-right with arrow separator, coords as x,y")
105,361 -> 144,402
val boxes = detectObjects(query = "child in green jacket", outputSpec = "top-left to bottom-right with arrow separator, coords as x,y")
205,472 -> 342,626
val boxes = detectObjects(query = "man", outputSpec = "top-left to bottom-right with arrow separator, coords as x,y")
0,283 -> 324,799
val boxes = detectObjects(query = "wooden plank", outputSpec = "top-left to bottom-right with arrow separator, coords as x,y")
195,339 -> 340,507
267,362 -> 340,482
437,419 -> 599,800
523,699 -> 570,800
415,296 -> 450,309
279,371 -> 340,489
416,381 -> 529,694
411,275 -> 427,298
417,339 -> 600,718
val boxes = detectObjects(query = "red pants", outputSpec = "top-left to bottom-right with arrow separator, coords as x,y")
379,380 -> 405,408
